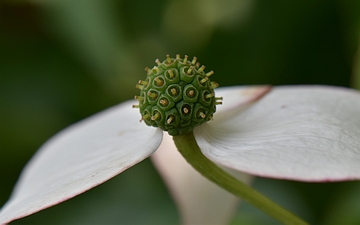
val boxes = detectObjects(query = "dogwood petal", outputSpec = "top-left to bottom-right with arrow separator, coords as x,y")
0,101 -> 162,224
151,133 -> 253,225
195,85 -> 360,182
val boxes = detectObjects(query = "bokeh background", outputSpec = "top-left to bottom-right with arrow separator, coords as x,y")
1,0 -> 360,224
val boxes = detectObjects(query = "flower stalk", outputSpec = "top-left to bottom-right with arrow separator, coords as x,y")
173,131 -> 308,225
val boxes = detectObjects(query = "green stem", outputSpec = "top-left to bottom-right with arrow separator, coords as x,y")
173,132 -> 308,225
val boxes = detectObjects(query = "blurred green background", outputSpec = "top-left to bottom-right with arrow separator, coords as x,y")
1,0 -> 360,224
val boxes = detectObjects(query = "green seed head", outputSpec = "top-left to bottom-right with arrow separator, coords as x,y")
133,54 -> 222,136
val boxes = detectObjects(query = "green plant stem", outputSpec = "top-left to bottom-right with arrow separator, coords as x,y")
173,131 -> 308,225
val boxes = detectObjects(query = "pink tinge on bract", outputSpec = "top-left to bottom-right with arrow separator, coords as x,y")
213,85 -> 272,122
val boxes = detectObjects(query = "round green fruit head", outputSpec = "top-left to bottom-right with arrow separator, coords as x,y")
133,54 -> 222,136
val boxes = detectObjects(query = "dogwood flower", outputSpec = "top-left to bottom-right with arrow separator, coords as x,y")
1,55 -> 360,224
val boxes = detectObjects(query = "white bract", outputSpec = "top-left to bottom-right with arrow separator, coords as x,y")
1,85 -> 360,224
151,132 -> 253,225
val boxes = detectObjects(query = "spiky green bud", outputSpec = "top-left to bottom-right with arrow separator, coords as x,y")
134,54 -> 221,136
